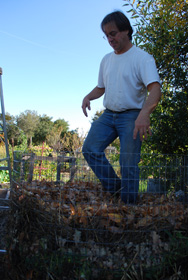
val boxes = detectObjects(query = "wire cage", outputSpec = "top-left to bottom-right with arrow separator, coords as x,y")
8,150 -> 188,279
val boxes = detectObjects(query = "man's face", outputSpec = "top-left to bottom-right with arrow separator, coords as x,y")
103,22 -> 130,54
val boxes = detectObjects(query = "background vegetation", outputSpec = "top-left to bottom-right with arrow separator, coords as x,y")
0,109 -> 83,154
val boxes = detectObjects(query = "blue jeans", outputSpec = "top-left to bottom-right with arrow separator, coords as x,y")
82,109 -> 142,203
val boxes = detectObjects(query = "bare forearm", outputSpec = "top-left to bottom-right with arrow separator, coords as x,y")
133,82 -> 161,141
82,86 -> 105,117
141,83 -> 162,115
86,86 -> 105,101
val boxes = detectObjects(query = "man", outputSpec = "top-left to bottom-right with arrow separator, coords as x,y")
82,11 -> 161,204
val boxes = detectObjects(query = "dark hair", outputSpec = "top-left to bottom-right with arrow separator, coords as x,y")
101,11 -> 133,41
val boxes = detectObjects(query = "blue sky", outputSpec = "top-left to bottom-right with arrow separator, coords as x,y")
0,0 -> 134,135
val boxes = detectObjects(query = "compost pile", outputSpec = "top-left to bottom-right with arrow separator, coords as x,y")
6,180 -> 188,279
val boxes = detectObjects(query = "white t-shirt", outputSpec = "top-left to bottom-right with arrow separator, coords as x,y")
98,45 -> 161,111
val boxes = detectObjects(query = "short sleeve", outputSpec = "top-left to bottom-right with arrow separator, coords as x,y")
139,55 -> 161,87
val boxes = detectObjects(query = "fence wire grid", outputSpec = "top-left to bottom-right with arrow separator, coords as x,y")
13,150 -> 188,195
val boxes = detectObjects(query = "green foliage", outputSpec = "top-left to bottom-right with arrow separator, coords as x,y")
46,125 -> 62,151
46,118 -> 70,151
61,129 -> 83,154
28,143 -> 53,156
26,144 -> 55,181
0,145 -> 6,158
33,115 -> 53,145
147,90 -> 188,155
14,130 -> 28,151
0,146 -> 10,183
17,110 -> 40,145
54,118 -> 69,136
124,0 -> 188,156
0,168 -> 9,183
4,113 -> 20,147
3,110 -> 77,151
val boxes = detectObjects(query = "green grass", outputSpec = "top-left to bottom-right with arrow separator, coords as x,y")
139,180 -> 148,192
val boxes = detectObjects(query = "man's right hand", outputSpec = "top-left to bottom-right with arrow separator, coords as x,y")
82,96 -> 91,117
81,86 -> 105,117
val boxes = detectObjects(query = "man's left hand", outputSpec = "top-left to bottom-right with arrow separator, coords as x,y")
133,82 -> 161,141
133,112 -> 152,141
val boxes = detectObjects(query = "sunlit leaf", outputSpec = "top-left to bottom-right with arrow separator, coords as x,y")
108,213 -> 123,224
70,204 -> 75,215
135,216 -> 152,228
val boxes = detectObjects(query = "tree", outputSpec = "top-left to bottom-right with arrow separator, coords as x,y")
17,110 -> 39,146
124,0 -> 188,154
46,125 -> 62,152
45,119 -> 68,151
5,113 -> 20,148
53,119 -> 69,138
33,115 -> 53,145
45,119 -> 69,151
61,129 -> 83,154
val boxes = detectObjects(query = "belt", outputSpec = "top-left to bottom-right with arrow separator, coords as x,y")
106,108 -> 141,114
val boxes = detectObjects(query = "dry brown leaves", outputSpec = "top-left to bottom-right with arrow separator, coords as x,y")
15,179 -> 188,232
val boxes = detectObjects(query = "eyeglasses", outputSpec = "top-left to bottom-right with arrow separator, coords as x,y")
103,31 -> 120,40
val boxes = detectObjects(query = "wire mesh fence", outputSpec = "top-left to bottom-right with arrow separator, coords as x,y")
7,150 -> 188,278
12,150 -> 188,196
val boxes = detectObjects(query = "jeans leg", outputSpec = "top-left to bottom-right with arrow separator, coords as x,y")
116,111 -> 142,203
82,111 -> 121,193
